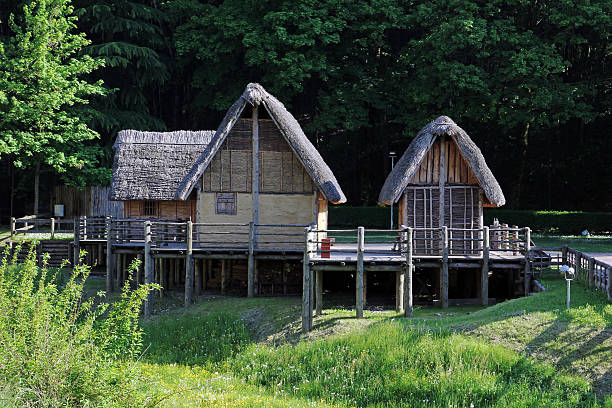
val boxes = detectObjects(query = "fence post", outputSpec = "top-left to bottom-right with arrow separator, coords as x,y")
144,221 -> 153,317
575,252 -> 582,280
247,222 -> 255,298
10,217 -> 15,239
481,226 -> 490,305
440,226 -> 449,309
524,227 -> 531,296
403,227 -> 413,317
562,245 -> 568,266
588,257 -> 595,288
50,218 -> 55,240
302,226 -> 312,333
184,220 -> 193,307
607,267 -> 612,302
106,217 -> 113,293
356,226 -> 365,318
73,216 -> 80,267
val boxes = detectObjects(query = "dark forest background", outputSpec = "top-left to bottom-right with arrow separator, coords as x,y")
0,0 -> 610,218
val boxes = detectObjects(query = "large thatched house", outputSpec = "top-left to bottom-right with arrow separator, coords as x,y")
378,116 -> 505,254
111,83 -> 346,233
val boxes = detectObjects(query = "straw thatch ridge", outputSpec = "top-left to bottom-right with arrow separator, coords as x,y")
176,83 -> 347,204
378,116 -> 505,207
110,130 -> 214,201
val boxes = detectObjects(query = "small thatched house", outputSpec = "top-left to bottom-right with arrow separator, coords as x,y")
110,130 -> 214,219
175,83 -> 346,236
379,116 -> 505,254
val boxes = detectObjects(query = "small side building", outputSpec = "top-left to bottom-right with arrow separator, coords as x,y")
110,130 -> 214,219
379,116 -> 505,254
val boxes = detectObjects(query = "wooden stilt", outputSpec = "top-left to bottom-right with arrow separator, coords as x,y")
395,270 -> 404,313
185,221 -> 194,306
481,226 -> 489,305
524,227 -> 531,296
195,259 -> 201,296
283,261 -> 289,295
159,258 -> 165,297
105,217 -> 113,293
404,227 -> 413,317
247,222 -> 255,297
144,221 -> 153,317
221,259 -> 227,295
315,269 -> 323,316
204,259 -> 210,290
302,227 -> 312,333
440,226 -> 449,309
356,226 -> 364,318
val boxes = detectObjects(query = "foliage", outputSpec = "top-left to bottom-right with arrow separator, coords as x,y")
0,245 -> 156,407
0,0 -> 106,188
142,311 -> 251,367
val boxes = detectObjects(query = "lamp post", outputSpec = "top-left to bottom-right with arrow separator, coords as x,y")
389,151 -> 397,229
560,265 -> 575,310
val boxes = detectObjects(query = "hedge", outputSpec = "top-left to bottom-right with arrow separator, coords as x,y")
328,206 -> 612,234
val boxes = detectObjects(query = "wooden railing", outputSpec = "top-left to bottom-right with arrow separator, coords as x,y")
11,216 -> 74,239
561,246 -> 611,299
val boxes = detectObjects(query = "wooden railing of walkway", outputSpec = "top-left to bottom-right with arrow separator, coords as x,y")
10,216 -> 74,239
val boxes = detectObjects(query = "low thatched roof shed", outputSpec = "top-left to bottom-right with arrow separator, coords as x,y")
110,130 -> 214,201
378,116 -> 505,207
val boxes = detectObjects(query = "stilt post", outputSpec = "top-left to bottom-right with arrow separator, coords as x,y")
105,217 -> 113,293
440,226 -> 449,309
481,226 -> 489,305
50,218 -> 55,240
302,225 -> 313,333
356,226 -> 365,318
73,216 -> 80,267
247,222 -> 255,298
185,221 -> 194,306
404,227 -> 413,317
144,221 -> 153,317
524,227 -> 531,296
315,269 -> 323,316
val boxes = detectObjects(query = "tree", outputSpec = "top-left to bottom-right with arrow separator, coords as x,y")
0,0 -> 105,215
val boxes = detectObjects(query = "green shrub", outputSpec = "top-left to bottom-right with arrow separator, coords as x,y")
0,244 -> 157,407
233,321 -> 599,407
329,206 -> 612,234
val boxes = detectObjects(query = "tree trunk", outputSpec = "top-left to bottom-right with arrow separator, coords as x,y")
512,123 -> 530,209
33,161 -> 40,216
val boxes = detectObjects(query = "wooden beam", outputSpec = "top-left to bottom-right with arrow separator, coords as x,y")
395,270 -> 404,313
247,222 -> 255,297
524,227 -> 531,296
185,221 -> 193,306
404,227 -> 413,317
221,259 -> 227,295
315,269 -> 323,316
105,217 -> 113,293
588,257 -> 595,288
302,226 -> 312,333
356,226 -> 364,318
481,226 -> 489,306
73,216 -> 80,267
194,258 -> 201,296
252,105 -> 259,240
144,221 -> 153,317
439,137 -> 446,228
440,226 -> 449,309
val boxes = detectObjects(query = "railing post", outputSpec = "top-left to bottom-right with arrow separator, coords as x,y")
144,221 -> 153,317
247,222 -> 255,298
440,226 -> 449,309
302,226 -> 312,333
562,245 -> 568,267
524,227 -> 531,296
83,216 -> 87,240
50,218 -> 55,240
403,227 -> 413,317
106,217 -> 113,293
184,220 -> 193,307
607,267 -> 612,302
588,257 -> 595,288
10,217 -> 15,239
481,226 -> 490,306
356,226 -> 365,318
73,216 -> 80,267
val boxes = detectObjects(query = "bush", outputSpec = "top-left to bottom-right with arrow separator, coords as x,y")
329,206 -> 612,234
0,244 -> 157,407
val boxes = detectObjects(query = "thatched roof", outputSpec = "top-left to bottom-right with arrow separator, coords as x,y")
176,83 -> 346,204
378,116 -> 505,207
110,130 -> 214,200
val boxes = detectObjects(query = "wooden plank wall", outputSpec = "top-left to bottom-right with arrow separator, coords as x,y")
124,200 -> 196,220
410,137 -> 479,185
202,118 -> 314,194
53,185 -> 123,218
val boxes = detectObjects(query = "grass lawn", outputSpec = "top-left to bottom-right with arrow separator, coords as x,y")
532,235 -> 612,252
124,271 -> 612,407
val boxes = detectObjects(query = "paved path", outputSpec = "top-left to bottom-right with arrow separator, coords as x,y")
586,253 -> 612,266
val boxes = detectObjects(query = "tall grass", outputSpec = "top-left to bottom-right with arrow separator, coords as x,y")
0,244 -> 157,407
233,321 -> 600,407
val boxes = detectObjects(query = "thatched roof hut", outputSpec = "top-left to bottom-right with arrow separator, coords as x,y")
110,130 -> 214,201
176,83 -> 346,204
378,116 -> 505,207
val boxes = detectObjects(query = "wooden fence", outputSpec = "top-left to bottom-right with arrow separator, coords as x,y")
561,246 -> 612,300
11,216 -> 74,239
